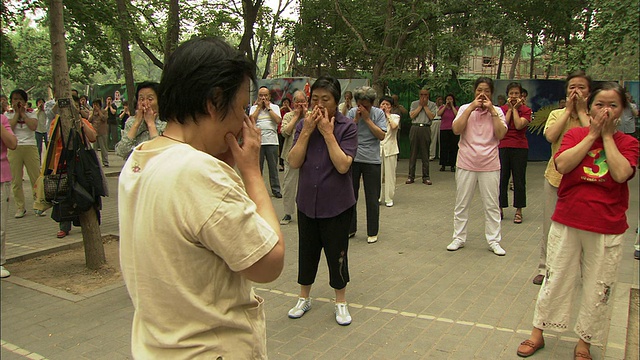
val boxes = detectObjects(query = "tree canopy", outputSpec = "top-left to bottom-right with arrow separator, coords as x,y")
0,0 -> 637,99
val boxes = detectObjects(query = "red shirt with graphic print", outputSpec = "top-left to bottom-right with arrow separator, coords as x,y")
552,127 -> 638,234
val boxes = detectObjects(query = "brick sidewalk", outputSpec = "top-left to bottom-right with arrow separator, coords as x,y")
2,157 -> 638,360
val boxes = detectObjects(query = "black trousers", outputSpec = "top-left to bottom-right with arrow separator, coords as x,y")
350,162 -> 381,237
499,147 -> 528,209
408,125 -> 431,179
297,206 -> 353,289
439,129 -> 459,167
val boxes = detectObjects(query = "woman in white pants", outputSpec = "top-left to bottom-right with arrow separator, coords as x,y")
517,82 -> 639,359
379,96 -> 399,207
447,77 -> 508,256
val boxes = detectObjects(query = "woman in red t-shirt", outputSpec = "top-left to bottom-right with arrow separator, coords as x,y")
517,82 -> 639,359
498,82 -> 532,224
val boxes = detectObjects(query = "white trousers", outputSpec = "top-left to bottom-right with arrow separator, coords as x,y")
533,222 -> 623,344
1,182 -> 9,265
380,153 -> 397,203
452,168 -> 501,244
539,179 -> 559,275
281,160 -> 299,217
429,120 -> 441,159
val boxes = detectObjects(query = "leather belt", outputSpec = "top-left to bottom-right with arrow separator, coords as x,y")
412,123 -> 428,127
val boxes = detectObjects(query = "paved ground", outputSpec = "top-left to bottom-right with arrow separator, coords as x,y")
1,153 -> 638,360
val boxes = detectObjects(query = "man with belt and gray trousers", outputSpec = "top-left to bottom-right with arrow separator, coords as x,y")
407,86 -> 437,185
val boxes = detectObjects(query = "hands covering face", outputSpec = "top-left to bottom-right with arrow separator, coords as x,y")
567,90 -> 588,115
590,107 -> 618,138
221,115 -> 261,169
472,93 -> 493,111
302,105 -> 334,138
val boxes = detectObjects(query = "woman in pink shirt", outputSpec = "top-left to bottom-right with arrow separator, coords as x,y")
447,77 -> 508,256
437,93 -> 459,172
1,114 -> 18,278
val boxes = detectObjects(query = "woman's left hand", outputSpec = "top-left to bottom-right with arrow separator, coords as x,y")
317,107 -> 334,138
222,115 -> 261,171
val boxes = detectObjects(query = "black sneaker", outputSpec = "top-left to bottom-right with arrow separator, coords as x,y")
280,215 -> 292,225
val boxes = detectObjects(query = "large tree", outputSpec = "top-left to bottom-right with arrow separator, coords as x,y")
49,0 -> 106,270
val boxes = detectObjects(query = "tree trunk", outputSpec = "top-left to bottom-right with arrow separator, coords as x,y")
238,0 -> 263,62
529,33 -> 536,79
115,0 -> 135,112
509,43 -> 523,79
496,41 -> 505,79
49,0 -> 105,270
164,0 -> 180,63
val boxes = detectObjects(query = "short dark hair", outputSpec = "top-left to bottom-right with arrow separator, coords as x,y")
566,70 -> 592,92
136,81 -> 159,103
587,82 -> 628,110
281,97 -> 291,106
80,95 -> 89,101
474,77 -> 494,95
506,82 -> 522,95
379,95 -> 393,106
310,76 -> 341,105
36,98 -> 45,104
93,99 -> 102,107
159,37 -> 257,124
9,89 -> 28,103
445,93 -> 457,106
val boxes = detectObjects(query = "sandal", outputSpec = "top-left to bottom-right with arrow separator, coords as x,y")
514,213 -> 523,224
574,345 -> 592,360
516,339 -> 545,357
57,230 -> 69,238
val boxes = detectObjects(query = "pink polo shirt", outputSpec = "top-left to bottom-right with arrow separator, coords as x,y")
1,114 -> 14,183
453,104 -> 507,172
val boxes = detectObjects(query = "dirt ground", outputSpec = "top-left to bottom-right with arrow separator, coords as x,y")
8,235 -> 122,295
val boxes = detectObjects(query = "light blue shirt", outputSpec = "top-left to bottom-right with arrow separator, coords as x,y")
347,106 -> 387,164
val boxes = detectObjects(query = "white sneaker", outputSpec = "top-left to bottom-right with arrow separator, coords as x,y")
367,235 -> 378,244
335,303 -> 352,325
0,266 -> 10,278
447,239 -> 465,251
489,243 -> 506,256
385,201 -> 394,207
288,297 -> 311,319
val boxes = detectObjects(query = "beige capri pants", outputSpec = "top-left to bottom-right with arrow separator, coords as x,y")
532,221 -> 623,344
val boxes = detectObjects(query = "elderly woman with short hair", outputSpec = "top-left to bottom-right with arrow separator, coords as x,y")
346,86 -> 387,244
287,76 -> 358,325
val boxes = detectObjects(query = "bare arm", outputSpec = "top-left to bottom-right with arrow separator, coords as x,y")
452,106 -> 472,135
511,102 -> 530,130
492,109 -> 507,140
227,117 -> 284,283
1,123 -> 17,150
409,104 -> 423,120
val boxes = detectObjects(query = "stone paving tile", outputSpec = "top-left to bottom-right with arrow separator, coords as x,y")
1,160 -> 638,359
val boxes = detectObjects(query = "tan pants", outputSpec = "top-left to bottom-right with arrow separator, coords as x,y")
281,160 -> 299,216
539,179 -> 559,275
380,153 -> 397,204
533,222 -> 623,344
8,145 -> 40,211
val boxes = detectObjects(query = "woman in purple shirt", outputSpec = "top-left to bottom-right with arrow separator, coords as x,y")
287,76 -> 358,326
